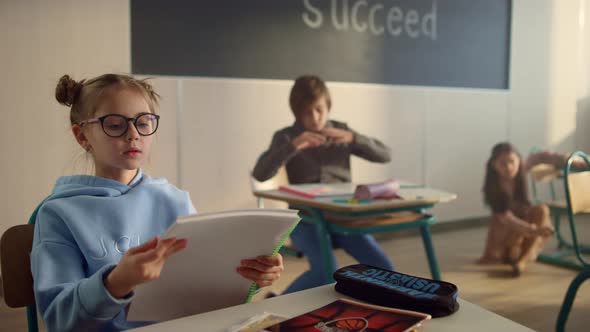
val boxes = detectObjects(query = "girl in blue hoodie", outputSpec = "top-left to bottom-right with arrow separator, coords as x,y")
31,74 -> 284,332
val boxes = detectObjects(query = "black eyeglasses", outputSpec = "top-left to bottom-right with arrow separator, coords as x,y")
80,113 -> 160,138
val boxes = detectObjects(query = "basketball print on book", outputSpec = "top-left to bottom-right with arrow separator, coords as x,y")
264,299 -> 430,332
317,317 -> 368,332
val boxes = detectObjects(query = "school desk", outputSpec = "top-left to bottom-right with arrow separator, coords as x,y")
127,284 -> 534,332
254,183 -> 457,282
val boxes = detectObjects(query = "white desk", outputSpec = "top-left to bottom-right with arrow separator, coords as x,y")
128,284 -> 534,332
254,183 -> 457,281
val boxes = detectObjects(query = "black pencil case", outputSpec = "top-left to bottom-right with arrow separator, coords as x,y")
333,264 -> 459,317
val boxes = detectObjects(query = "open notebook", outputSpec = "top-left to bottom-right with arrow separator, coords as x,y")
127,209 -> 300,322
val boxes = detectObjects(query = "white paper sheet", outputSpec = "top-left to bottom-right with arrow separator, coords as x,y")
127,209 -> 300,322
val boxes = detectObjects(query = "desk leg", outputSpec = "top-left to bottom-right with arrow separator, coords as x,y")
310,208 -> 336,284
556,268 -> 590,332
420,224 -> 441,280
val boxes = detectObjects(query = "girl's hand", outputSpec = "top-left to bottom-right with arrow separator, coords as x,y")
104,236 -> 187,298
291,131 -> 326,150
537,226 -> 555,237
237,254 -> 284,287
320,127 -> 354,144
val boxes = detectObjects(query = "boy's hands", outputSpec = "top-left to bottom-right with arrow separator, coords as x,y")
105,236 -> 187,299
237,254 -> 284,287
291,131 -> 326,150
320,128 -> 354,144
291,128 -> 354,151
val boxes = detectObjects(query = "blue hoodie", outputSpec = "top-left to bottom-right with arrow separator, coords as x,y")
31,171 -> 196,332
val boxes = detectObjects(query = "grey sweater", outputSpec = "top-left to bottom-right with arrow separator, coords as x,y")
252,120 -> 391,184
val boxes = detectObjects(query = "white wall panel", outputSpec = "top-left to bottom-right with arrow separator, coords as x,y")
329,84 -> 427,185
0,0 -> 130,235
425,90 -> 509,221
179,78 -> 294,212
142,78 -> 180,185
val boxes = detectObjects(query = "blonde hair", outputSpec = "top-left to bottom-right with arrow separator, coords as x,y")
55,73 -> 160,124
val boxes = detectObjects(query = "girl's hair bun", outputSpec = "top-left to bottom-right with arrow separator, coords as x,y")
55,75 -> 84,107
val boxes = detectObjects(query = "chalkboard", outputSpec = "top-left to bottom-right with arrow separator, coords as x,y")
131,0 -> 511,89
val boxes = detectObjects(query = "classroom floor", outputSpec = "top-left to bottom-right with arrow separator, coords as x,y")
1,220 -> 589,332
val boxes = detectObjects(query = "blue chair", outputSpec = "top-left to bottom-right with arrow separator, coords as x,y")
529,149 -> 590,270
556,151 -> 590,332
0,202 -> 45,332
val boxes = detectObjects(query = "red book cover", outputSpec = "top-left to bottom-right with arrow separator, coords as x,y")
264,299 -> 430,332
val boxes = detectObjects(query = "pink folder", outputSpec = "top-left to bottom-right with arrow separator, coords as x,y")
353,179 -> 400,200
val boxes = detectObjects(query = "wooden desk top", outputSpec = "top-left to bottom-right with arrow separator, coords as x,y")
128,284 -> 533,332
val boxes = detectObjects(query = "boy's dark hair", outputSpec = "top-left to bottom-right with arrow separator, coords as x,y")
483,142 -> 530,213
289,75 -> 332,118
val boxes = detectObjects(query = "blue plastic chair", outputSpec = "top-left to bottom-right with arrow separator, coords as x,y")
529,149 -> 590,270
555,151 -> 590,332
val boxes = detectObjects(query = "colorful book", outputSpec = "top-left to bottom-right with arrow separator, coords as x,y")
264,298 -> 430,332
127,209 -> 300,322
